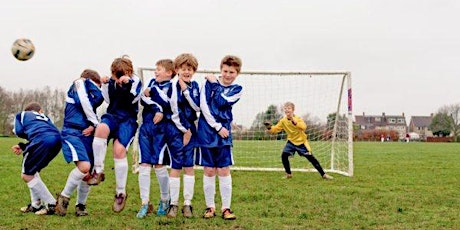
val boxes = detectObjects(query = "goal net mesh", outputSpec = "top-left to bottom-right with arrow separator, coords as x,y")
137,69 -> 353,177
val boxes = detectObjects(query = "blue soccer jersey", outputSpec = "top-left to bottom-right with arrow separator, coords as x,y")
197,79 -> 243,148
138,78 -> 173,165
61,78 -> 104,163
63,78 -> 104,129
101,75 -> 142,120
170,77 -> 200,137
13,111 -> 61,175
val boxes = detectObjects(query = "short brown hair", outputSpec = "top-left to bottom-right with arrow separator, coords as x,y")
24,102 -> 42,112
220,55 -> 242,74
156,59 -> 175,76
81,69 -> 101,85
111,57 -> 133,79
284,101 -> 295,110
174,53 -> 198,71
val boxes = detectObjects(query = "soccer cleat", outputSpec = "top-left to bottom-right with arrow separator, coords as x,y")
136,202 -> 153,219
75,203 -> 89,216
87,171 -> 105,186
166,205 -> 178,218
203,207 -> 216,219
20,203 -> 43,213
35,203 -> 56,215
55,193 -> 70,216
182,205 -> 193,218
222,208 -> 236,220
112,193 -> 128,213
157,200 -> 169,216
283,174 -> 293,179
322,174 -> 334,180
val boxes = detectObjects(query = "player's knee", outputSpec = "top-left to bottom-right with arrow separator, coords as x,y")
76,161 -> 91,173
203,166 -> 216,177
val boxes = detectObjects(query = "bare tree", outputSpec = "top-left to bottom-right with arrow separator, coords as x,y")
431,103 -> 460,142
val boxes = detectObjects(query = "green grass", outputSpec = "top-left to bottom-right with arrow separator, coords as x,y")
0,137 -> 459,229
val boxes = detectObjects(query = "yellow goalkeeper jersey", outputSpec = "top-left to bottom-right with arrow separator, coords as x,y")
268,115 -> 312,151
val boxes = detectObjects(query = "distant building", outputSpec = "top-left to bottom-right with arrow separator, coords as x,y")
354,112 -> 407,139
408,115 -> 433,140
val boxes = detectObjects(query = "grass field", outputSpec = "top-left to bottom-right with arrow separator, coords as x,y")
0,137 -> 459,229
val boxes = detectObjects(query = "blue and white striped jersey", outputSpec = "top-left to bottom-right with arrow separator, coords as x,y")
197,79 -> 243,147
170,77 -> 200,133
141,78 -> 173,122
63,78 -> 104,129
14,111 -> 60,140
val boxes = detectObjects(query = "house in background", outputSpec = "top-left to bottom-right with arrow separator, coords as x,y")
408,115 -> 433,140
354,112 -> 407,139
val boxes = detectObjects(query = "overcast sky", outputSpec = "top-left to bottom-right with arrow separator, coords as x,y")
1,0 -> 460,121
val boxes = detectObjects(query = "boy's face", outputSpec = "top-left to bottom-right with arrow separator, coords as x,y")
155,65 -> 172,82
284,106 -> 294,119
176,64 -> 195,83
220,64 -> 238,86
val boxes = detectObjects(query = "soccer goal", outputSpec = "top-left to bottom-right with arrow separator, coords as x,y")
136,68 -> 353,177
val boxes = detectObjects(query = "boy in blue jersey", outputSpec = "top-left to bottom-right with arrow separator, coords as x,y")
264,102 -> 334,180
136,59 -> 174,218
88,57 -> 143,213
166,53 -> 201,218
197,55 -> 242,220
55,69 -> 104,217
12,102 -> 62,215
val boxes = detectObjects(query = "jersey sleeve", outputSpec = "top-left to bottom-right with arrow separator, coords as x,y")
182,81 -> 200,112
13,112 -> 27,139
170,79 -> 188,133
75,79 -> 99,126
199,81 -> 222,132
268,118 -> 285,134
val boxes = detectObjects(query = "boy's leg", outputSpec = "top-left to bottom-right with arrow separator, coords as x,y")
26,174 -> 56,215
281,152 -> 292,176
203,168 -> 216,218
154,166 -> 170,216
167,169 -> 181,218
182,171 -> 195,218
56,167 -> 86,216
137,164 -> 152,218
75,180 -> 90,216
304,154 -> 333,179
112,140 -> 129,213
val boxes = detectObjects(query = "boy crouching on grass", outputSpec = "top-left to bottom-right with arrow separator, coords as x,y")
264,102 -> 333,180
12,102 -> 62,215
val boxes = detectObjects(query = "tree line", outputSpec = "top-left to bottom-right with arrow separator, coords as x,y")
0,86 -> 66,136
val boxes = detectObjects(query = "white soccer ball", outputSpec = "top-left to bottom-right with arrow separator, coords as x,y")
11,38 -> 35,61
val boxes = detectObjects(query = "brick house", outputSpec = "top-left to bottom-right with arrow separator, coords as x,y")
354,112 -> 407,139
408,115 -> 433,140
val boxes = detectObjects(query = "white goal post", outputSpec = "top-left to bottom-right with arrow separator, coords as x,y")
134,68 -> 353,177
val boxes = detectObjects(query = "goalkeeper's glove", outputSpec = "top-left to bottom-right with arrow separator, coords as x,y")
263,121 -> 272,130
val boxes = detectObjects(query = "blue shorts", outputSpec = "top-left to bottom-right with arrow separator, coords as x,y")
61,127 -> 94,164
166,121 -> 196,169
22,134 -> 62,175
101,113 -> 138,148
138,121 -> 170,165
282,141 -> 311,157
196,145 -> 234,168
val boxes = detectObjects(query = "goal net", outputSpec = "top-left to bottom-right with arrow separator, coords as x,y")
136,68 -> 353,177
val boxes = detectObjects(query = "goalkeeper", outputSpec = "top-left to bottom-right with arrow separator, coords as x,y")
264,102 -> 333,180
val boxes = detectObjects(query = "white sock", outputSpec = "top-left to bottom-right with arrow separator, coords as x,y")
183,174 -> 195,206
138,165 -> 151,204
92,137 -> 107,173
203,175 -> 216,209
154,167 -> 169,201
29,188 -> 41,208
169,177 -> 180,206
76,180 -> 90,205
61,168 -> 86,198
114,157 -> 128,195
27,176 -> 56,205
219,175 -> 232,211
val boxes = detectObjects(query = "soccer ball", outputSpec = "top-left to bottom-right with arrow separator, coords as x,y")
11,38 -> 35,61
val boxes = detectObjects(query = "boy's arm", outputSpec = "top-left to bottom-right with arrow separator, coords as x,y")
265,119 -> 285,134
13,112 -> 27,139
213,83 -> 243,108
75,79 -> 99,127
292,116 -> 307,131
170,79 -> 189,133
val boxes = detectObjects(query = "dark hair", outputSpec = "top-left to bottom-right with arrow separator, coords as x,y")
220,55 -> 242,73
81,69 -> 101,85
24,102 -> 41,112
111,57 -> 133,79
